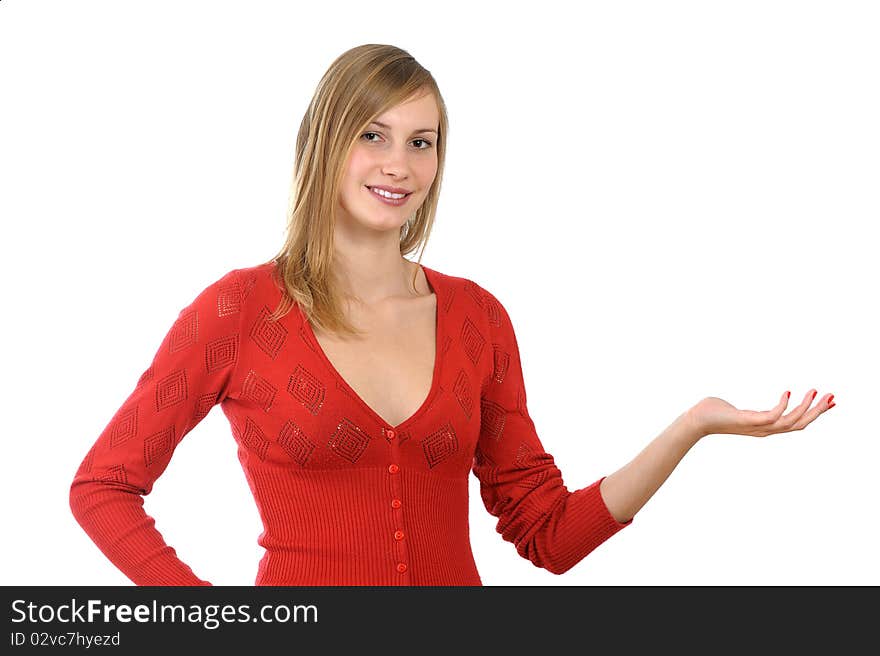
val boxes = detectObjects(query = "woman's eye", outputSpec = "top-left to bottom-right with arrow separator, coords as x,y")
361,133 -> 433,149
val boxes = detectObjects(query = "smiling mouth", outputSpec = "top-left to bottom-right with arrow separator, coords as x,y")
365,186 -> 412,199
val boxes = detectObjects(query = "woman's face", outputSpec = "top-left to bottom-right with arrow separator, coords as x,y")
337,91 -> 440,234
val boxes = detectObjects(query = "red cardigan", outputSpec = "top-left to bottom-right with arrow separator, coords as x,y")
69,261 -> 632,585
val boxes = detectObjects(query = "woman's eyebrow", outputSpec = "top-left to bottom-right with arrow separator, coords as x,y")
369,120 -> 438,135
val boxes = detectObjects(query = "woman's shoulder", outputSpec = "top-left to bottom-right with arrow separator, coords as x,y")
195,259 -> 283,314
228,259 -> 278,282
424,264 -> 508,327
423,263 -> 489,297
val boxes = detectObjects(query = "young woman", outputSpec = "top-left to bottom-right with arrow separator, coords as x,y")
69,43 -> 834,586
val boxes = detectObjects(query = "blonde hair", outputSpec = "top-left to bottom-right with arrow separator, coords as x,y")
260,43 -> 449,338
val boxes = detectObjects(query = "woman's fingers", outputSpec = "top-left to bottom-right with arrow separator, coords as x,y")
787,392 -> 835,432
752,390 -> 792,425
775,390 -> 816,428
762,390 -> 835,433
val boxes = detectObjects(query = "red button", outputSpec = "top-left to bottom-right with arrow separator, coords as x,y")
391,498 -> 402,509
396,563 -> 407,573
394,530 -> 405,541
388,464 -> 399,474
386,429 -> 396,439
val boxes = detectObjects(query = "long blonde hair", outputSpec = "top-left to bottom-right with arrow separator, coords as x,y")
260,44 -> 449,338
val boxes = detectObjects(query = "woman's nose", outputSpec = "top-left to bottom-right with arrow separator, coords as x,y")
380,145 -> 412,175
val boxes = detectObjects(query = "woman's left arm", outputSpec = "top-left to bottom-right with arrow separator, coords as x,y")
599,390 -> 835,523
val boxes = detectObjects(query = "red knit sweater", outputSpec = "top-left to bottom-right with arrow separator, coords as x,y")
69,261 -> 632,585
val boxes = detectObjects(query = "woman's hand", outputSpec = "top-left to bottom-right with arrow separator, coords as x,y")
686,390 -> 835,438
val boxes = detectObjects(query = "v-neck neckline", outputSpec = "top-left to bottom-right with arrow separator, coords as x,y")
299,263 -> 443,432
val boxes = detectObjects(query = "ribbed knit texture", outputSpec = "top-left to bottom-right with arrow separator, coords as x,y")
69,261 -> 632,585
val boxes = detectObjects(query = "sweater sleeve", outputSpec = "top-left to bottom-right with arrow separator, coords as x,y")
472,288 -> 632,575
69,268 -> 244,586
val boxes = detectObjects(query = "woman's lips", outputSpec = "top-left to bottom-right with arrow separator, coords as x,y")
366,186 -> 411,207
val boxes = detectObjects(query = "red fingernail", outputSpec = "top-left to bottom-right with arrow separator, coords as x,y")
810,390 -> 817,400
785,391 -> 791,398
828,402 -> 836,409
827,394 -> 834,404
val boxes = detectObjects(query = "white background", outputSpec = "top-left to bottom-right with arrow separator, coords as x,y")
1,0 -> 877,586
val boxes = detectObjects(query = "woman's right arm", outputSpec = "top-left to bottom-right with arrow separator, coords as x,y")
69,268 -> 244,585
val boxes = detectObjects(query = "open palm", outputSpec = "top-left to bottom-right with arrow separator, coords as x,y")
687,390 -> 835,438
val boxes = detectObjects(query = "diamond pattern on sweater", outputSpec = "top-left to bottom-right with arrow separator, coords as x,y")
463,280 -> 484,308
327,417 -> 370,463
491,345 -> 510,384
144,426 -> 174,467
109,406 -> 138,449
251,306 -> 288,359
242,369 -> 278,413
453,369 -> 474,420
288,364 -> 325,415
191,391 -> 219,426
483,293 -> 502,327
422,422 -> 459,468
97,464 -> 128,485
169,309 -> 198,353
480,398 -> 506,441
217,277 -> 244,317
461,316 -> 485,365
155,369 -> 187,411
278,420 -> 316,467
241,416 -> 271,461
205,334 -> 238,372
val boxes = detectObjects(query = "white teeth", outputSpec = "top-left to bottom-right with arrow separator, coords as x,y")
370,187 -> 406,199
